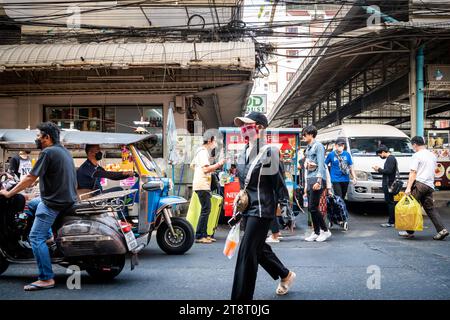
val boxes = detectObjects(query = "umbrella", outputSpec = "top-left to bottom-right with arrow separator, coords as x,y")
166,105 -> 180,194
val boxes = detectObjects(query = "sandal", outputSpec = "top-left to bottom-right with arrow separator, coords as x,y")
276,271 -> 296,296
24,282 -> 55,291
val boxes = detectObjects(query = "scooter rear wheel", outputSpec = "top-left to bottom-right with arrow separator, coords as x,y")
85,254 -> 125,281
157,217 -> 194,255
0,255 -> 9,275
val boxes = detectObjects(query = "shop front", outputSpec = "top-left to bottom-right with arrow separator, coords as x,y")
427,129 -> 450,189
0,41 -> 256,201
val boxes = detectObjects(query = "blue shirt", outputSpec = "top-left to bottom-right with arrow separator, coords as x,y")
325,150 -> 353,183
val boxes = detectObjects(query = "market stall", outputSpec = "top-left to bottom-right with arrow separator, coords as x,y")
427,130 -> 450,189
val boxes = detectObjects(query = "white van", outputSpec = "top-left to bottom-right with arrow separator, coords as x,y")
316,124 -> 413,202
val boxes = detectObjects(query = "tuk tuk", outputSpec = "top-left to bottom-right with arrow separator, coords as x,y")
0,129 -> 194,279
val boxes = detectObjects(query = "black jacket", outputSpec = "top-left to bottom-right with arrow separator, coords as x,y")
377,155 -> 398,189
77,159 -> 129,190
236,139 -> 290,219
8,155 -> 21,178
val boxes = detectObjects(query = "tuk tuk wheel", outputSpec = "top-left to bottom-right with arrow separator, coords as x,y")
85,254 -> 125,281
0,255 -> 9,275
157,217 -> 194,255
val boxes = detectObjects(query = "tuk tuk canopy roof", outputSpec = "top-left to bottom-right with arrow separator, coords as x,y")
0,129 -> 155,149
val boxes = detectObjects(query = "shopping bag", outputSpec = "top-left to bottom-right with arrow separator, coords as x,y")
223,223 -> 240,259
318,189 -> 328,218
395,195 -> 423,231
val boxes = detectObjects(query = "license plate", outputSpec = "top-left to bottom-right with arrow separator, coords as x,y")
124,231 -> 138,251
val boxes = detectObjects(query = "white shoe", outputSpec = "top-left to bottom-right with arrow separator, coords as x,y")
316,230 -> 332,242
398,231 -> 414,238
266,236 -> 280,243
304,232 -> 319,242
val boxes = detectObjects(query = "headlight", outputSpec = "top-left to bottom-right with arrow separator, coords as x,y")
355,170 -> 373,181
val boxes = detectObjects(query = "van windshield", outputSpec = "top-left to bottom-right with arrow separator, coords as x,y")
349,137 -> 413,157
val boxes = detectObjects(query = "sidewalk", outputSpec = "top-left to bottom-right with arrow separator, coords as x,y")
435,190 -> 450,210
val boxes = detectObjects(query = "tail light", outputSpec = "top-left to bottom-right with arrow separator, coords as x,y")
119,221 -> 132,233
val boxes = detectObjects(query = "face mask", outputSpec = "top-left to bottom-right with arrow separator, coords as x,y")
35,139 -> 43,150
95,151 -> 103,161
240,124 -> 259,142
337,146 -> 344,153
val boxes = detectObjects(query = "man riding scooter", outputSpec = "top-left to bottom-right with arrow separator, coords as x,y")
0,122 -> 78,291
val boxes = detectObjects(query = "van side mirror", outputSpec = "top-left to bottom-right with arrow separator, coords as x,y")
142,180 -> 163,192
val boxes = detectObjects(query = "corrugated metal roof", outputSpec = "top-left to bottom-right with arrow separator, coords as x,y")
0,129 -> 154,147
0,42 -> 255,71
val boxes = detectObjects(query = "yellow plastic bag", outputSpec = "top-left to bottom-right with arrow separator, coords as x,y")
394,191 -> 405,202
395,195 -> 423,231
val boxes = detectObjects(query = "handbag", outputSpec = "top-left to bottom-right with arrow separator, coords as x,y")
336,152 -> 350,176
389,160 -> 403,195
234,145 -> 270,213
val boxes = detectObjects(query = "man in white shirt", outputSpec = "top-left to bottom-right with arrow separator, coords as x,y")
191,132 -> 225,244
401,136 -> 448,240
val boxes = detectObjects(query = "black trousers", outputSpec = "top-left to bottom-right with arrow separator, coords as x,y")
308,185 -> 328,235
231,216 -> 290,301
195,190 -> 211,239
332,182 -> 349,200
383,186 -> 395,224
407,181 -> 446,234
270,216 -> 284,234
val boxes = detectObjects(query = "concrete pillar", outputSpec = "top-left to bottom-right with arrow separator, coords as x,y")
416,46 -> 425,138
410,46 -> 417,137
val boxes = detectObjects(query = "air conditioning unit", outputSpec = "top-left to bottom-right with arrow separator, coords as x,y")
175,95 -> 186,112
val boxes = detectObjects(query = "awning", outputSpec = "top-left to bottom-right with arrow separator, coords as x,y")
0,129 -> 155,148
0,41 -> 256,128
0,41 -> 255,71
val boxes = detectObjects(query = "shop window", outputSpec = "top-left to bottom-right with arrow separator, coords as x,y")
268,62 -> 278,73
44,105 -> 164,158
286,27 -> 298,37
269,82 -> 278,93
286,49 -> 299,57
45,106 -> 102,131
286,72 -> 295,81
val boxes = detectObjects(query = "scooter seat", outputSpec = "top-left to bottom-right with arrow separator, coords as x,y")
61,202 -> 110,216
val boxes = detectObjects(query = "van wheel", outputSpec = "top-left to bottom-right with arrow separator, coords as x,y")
157,217 -> 194,255
0,256 -> 9,275
86,255 -> 125,281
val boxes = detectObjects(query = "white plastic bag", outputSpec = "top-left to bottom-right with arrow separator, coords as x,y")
223,223 -> 240,259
